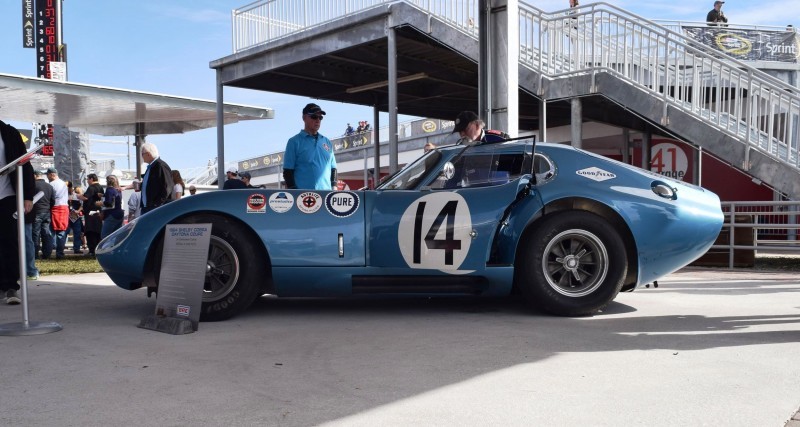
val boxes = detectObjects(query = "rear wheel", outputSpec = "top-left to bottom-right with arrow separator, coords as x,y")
154,214 -> 266,321
516,211 -> 626,316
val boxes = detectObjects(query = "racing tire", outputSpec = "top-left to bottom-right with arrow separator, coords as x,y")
516,211 -> 627,316
159,214 -> 265,322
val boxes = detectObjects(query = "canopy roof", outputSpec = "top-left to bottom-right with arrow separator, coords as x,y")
0,73 -> 273,136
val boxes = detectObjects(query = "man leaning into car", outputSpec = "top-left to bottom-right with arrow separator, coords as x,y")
282,103 -> 338,190
452,111 -> 510,145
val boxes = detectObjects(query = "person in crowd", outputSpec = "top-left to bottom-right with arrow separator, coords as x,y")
223,167 -> 247,189
67,182 -> 84,254
188,185 -> 197,196
356,121 -> 365,133
424,142 -> 436,153
172,169 -> 186,200
240,171 -> 256,188
24,204 -> 39,281
0,120 -> 35,305
451,111 -> 510,145
706,1 -> 728,26
46,167 -> 69,259
362,120 -> 371,132
345,123 -> 354,136
127,183 -> 141,222
140,142 -> 174,214
100,175 -> 124,239
65,181 -> 83,254
31,170 -> 54,259
79,173 -> 104,256
283,103 -> 338,190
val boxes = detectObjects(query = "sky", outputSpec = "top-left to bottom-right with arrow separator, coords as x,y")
0,0 -> 796,174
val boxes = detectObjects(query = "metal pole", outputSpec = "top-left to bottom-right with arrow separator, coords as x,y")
388,26 -> 398,173
363,149 -> 368,189
571,98 -> 582,148
373,102 -> 380,186
478,0 -> 490,125
16,166 -> 29,325
0,163 -> 62,336
135,124 -> 144,179
216,70 -> 226,189
539,100 -> 547,141
622,129 -> 630,164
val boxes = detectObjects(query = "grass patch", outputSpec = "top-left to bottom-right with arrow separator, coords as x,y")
37,257 -> 105,276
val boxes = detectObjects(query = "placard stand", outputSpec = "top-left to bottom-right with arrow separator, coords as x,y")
0,144 -> 62,336
138,223 -> 211,335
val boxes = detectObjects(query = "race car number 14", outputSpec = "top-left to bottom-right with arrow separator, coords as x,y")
398,193 -> 473,271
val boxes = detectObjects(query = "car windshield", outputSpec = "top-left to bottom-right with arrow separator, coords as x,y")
378,150 -> 443,190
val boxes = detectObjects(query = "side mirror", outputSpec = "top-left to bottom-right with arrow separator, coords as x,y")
441,162 -> 455,181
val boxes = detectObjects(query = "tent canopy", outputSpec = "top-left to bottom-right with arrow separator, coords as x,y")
0,73 -> 273,136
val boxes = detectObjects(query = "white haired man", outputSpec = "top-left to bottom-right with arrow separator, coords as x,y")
139,142 -> 174,214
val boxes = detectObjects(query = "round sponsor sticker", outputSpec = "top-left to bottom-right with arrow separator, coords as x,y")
268,191 -> 295,213
247,194 -> 266,213
297,192 -> 322,214
397,193 -> 472,271
325,191 -> 360,218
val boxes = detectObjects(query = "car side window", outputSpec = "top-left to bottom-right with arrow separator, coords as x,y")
432,153 -> 525,190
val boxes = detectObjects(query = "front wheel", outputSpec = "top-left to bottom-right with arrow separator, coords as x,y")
516,211 -> 627,316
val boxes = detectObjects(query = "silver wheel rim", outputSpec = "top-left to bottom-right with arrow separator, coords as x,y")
540,228 -> 609,297
203,235 -> 240,302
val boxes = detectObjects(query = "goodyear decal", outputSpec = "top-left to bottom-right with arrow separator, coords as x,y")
576,167 -> 616,182
325,191 -> 360,218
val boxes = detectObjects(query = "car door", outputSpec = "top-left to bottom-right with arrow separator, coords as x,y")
262,189 -> 366,267
367,145 -> 531,274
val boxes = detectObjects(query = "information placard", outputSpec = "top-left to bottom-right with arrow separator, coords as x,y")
153,223 -> 212,332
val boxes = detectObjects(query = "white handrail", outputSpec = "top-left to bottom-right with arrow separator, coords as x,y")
230,0 -> 800,178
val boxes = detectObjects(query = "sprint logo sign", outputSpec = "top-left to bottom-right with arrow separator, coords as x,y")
576,167 -> 616,182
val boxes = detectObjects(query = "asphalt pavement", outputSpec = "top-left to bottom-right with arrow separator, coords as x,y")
1,266 -> 799,426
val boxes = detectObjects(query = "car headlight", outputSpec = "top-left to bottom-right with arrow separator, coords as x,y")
96,219 -> 137,254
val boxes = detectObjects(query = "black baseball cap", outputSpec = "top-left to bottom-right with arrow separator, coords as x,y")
452,111 -> 479,133
302,103 -> 326,116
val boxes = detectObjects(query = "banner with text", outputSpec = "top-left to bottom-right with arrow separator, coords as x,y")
22,0 -> 35,48
683,27 -> 799,63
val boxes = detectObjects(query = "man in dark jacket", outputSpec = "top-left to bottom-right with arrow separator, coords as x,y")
0,120 -> 35,305
139,142 -> 174,214
79,173 -> 104,256
706,1 -> 728,26
31,170 -> 54,259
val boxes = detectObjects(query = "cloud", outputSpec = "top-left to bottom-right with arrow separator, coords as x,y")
144,5 -> 229,24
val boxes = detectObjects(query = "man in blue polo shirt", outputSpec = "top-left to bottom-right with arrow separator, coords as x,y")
282,103 -> 337,190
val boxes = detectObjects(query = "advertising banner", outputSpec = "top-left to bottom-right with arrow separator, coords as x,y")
36,0 -> 58,78
683,27 -> 799,63
22,0 -> 35,48
35,0 -> 59,157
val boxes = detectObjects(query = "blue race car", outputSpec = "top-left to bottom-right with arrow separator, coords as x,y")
97,138 -> 723,321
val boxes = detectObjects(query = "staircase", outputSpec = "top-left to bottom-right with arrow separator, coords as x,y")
231,0 -> 800,199
516,2 -> 799,199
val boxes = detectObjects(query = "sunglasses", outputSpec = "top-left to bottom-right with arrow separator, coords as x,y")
306,114 -> 324,121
